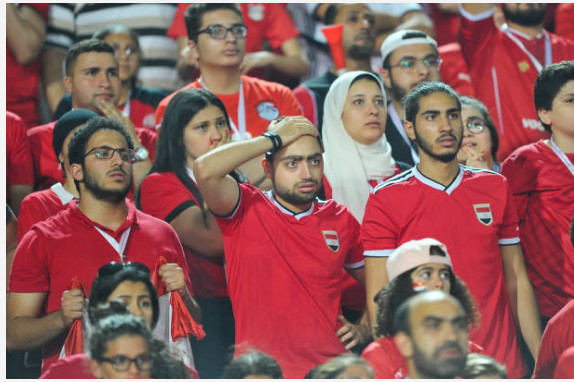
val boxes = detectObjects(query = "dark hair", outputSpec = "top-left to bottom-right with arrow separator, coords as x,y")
310,353 -> 373,379
383,31 -> 435,69
403,82 -> 461,125
534,61 -> 574,132
137,89 -> 231,210
374,255 -> 478,337
185,3 -> 243,42
68,116 -> 135,167
64,38 -> 116,77
222,350 -> 283,379
89,313 -> 152,362
92,24 -> 141,88
351,72 -> 382,88
88,262 -> 159,329
459,96 -> 500,163
462,353 -> 508,379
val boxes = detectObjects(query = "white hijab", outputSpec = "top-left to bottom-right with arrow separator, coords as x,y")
323,71 -> 396,222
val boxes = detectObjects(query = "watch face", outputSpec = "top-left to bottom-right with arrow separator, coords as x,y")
136,147 -> 149,161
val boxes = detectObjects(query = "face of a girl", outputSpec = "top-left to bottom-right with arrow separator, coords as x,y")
183,104 -> 230,167
410,263 -> 452,293
104,33 -> 140,83
459,105 -> 493,163
341,78 -> 387,145
107,281 -> 153,328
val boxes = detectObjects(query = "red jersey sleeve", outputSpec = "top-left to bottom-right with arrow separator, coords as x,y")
498,176 -> 520,244
6,112 -> 34,186
276,85 -> 303,117
260,4 -> 300,49
293,85 -> 318,125
9,229 -> 50,293
459,6 -> 498,65
343,216 -> 364,269
501,151 -> 532,224
361,189 -> 399,257
167,3 -> 191,39
139,173 -> 199,222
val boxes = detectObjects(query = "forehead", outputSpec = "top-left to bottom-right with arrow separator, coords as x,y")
86,129 -> 128,149
277,135 -> 322,159
413,263 -> 450,272
554,80 -> 574,100
74,51 -> 117,70
336,4 -> 372,19
417,92 -> 460,114
190,104 -> 226,122
410,298 -> 462,323
390,43 -> 437,61
104,33 -> 136,45
348,78 -> 383,94
110,280 -> 150,296
201,8 -> 242,27
461,105 -> 482,118
105,334 -> 150,355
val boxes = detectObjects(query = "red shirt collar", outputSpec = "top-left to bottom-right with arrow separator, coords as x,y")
70,199 -> 137,238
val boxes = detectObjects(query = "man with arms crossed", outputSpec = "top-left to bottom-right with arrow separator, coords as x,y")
194,116 -> 366,378
361,82 -> 541,377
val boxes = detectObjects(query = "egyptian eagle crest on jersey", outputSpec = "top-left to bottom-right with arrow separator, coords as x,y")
473,203 -> 493,226
322,230 -> 340,252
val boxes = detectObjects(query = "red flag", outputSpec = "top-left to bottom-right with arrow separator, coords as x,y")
62,276 -> 88,357
151,256 -> 205,341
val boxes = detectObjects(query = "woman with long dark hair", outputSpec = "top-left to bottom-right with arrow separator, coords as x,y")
138,88 -> 239,378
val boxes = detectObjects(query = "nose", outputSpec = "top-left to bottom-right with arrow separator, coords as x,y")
126,360 -> 140,378
224,28 -> 237,42
430,274 -> 445,291
98,71 -> 112,89
416,60 -> 431,78
130,301 -> 143,317
300,162 -> 312,180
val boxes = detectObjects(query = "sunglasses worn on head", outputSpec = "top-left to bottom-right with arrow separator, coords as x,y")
98,262 -> 151,278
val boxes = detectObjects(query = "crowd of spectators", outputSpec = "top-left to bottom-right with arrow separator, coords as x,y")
6,3 -> 574,379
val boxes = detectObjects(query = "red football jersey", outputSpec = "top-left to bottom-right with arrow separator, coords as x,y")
216,184 -> 364,378
6,111 -> 34,188
156,75 -> 302,138
533,300 -> 574,378
361,165 -> 527,378
502,140 -> 574,317
139,171 -> 228,298
459,7 -> 574,160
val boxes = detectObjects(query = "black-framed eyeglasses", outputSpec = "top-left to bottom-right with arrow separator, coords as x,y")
84,146 -> 136,163
99,353 -> 152,372
197,24 -> 248,40
98,262 -> 151,278
389,56 -> 442,72
465,116 -> 487,134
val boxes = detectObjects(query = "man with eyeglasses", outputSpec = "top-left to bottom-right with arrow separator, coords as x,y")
380,29 -> 442,167
361,82 -> 542,378
27,38 -> 155,192
459,4 -> 574,161
156,3 -> 302,189
7,116 -> 199,374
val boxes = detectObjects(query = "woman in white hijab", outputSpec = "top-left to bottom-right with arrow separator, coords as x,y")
323,71 -> 408,223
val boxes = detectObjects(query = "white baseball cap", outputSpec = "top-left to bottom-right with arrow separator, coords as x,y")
380,29 -> 438,65
387,238 -> 452,282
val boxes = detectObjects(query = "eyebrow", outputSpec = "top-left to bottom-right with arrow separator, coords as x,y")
423,314 -> 466,323
279,152 -> 322,162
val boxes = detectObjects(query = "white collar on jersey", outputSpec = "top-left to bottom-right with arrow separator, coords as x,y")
185,166 -> 197,184
413,164 -> 464,195
51,182 -> 77,205
265,190 -> 315,221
